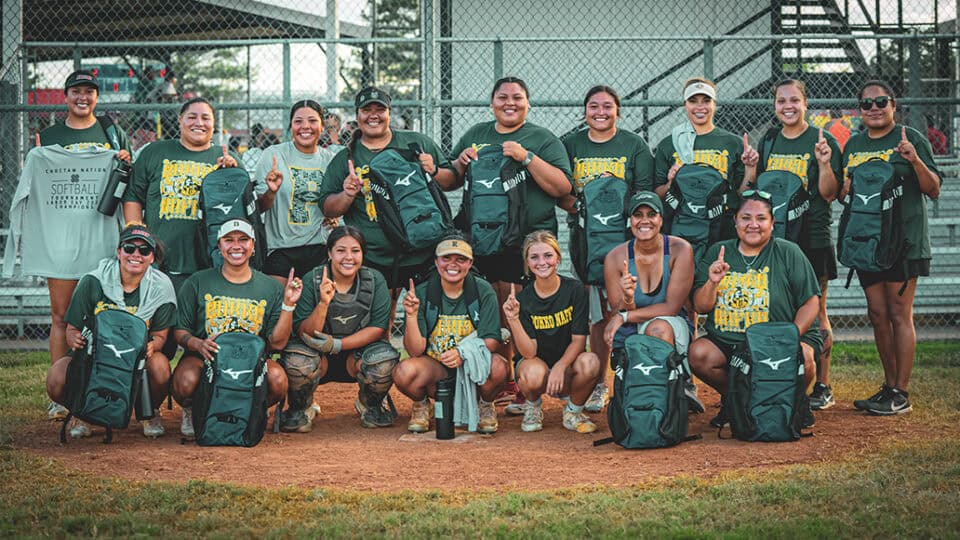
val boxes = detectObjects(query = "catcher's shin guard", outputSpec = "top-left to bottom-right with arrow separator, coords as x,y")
356,340 -> 399,426
280,338 -> 324,415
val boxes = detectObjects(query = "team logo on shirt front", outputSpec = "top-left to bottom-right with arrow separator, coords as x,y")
158,159 -> 218,220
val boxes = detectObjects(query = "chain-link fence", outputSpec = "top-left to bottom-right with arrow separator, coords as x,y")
2,0 -> 959,348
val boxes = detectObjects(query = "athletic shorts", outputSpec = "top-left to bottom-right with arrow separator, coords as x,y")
263,244 -> 327,279
803,245 -> 838,281
856,259 -> 930,289
473,248 -> 525,285
704,332 -> 822,365
367,258 -> 433,290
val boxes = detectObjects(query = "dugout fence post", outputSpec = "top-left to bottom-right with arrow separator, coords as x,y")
908,29 -> 923,129
703,37 -> 714,81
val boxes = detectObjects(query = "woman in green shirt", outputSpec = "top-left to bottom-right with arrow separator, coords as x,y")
842,80 -> 941,416
753,79 -> 843,411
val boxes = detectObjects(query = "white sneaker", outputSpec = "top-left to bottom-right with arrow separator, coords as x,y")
584,382 -> 609,413
142,411 -> 165,438
562,409 -> 598,434
180,407 -> 194,437
47,401 -> 68,421
69,418 -> 92,438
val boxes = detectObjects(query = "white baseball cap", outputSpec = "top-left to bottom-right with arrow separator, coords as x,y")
217,219 -> 255,240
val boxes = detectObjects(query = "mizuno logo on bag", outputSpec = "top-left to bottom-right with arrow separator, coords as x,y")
395,170 -> 416,187
759,357 -> 792,370
221,368 -> 253,380
104,343 -> 135,359
856,192 -> 881,205
476,178 -> 499,189
632,363 -> 661,376
772,202 -> 787,214
213,203 -> 233,214
592,213 -> 619,226
332,314 -> 358,325
686,202 -> 705,214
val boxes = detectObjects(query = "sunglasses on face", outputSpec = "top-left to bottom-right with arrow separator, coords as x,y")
120,243 -> 153,256
859,96 -> 891,110
742,189 -> 772,202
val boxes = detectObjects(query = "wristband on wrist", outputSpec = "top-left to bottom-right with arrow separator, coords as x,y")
620,311 -> 629,324
522,150 -> 534,166
281,303 -> 296,312
331,338 -> 342,354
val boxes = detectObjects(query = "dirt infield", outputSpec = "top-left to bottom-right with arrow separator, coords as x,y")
15,375 -> 928,492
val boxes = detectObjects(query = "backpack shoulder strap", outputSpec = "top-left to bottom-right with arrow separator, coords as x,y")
463,274 -> 482,329
759,127 -> 779,171
424,272 -> 442,336
355,267 -> 376,327
97,115 -> 122,151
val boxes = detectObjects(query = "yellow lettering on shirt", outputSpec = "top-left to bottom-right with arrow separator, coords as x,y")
712,266 -> 770,333
844,149 -> 894,179
573,157 -> 627,190
158,159 -> 218,221
673,149 -> 730,179
427,314 -> 476,360
765,153 -> 811,189
204,294 -> 268,336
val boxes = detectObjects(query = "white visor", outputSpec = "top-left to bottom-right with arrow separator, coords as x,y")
683,82 -> 717,101
217,219 -> 255,240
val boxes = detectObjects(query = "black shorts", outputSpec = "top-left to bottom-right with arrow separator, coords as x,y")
263,245 -> 327,279
803,245 -> 838,281
704,333 -> 821,364
316,350 -> 357,384
366,258 -> 433,290
856,259 -> 930,289
473,248 -> 525,284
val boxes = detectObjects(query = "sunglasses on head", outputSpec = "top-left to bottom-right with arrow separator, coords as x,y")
742,189 -> 772,201
859,96 -> 891,110
120,243 -> 153,256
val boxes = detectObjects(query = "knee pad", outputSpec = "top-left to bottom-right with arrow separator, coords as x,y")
357,340 -> 400,395
281,339 -> 323,408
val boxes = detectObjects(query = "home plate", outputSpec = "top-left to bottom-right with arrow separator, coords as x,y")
399,432 -> 488,443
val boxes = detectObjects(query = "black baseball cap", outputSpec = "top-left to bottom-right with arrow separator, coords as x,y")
64,70 -> 99,92
355,86 -> 391,109
627,191 -> 664,216
119,223 -> 157,250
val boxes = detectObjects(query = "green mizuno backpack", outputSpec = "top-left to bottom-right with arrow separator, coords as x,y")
756,170 -> 809,243
367,145 -> 454,252
663,164 -> 729,265
197,167 -> 267,270
837,158 -> 906,275
192,332 -> 270,447
60,309 -> 150,443
726,321 -> 809,442
596,334 -> 695,449
568,175 -> 629,285
459,144 -> 528,257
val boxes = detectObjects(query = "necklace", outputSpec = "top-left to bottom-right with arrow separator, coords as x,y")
738,244 -> 760,270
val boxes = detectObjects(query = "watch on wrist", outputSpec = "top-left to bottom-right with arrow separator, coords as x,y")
522,150 -> 534,166
620,311 -> 629,324
281,303 -> 296,312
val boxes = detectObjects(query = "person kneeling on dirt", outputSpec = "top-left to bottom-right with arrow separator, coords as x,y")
46,223 -> 176,439
502,231 -> 600,433
688,193 -> 821,428
393,233 -> 509,434
281,226 -> 397,431
170,218 -> 298,437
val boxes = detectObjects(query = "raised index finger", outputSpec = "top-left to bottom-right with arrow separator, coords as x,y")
622,259 -> 629,275
222,144 -> 229,159
408,278 -> 416,295
717,245 -> 725,263
742,132 -> 749,150
35,133 -> 41,147
510,283 -> 516,298
901,126 -> 908,141
321,266 -> 328,282
348,159 -> 356,174
818,127 -> 824,142
287,267 -> 296,284
271,155 -> 278,172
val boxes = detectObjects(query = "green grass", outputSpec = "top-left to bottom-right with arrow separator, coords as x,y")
1,344 -> 959,538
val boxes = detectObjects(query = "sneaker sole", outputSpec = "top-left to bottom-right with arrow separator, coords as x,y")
504,405 -> 525,416
810,399 -> 835,411
866,405 -> 912,416
520,423 -> 543,432
477,425 -> 498,434
280,423 -> 313,433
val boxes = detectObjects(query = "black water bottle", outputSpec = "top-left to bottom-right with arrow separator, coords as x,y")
435,375 -> 456,440
97,157 -> 131,216
135,360 -> 154,421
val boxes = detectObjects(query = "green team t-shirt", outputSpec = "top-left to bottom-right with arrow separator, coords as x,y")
516,275 -> 589,366
842,125 -> 941,261
694,238 -> 821,350
757,126 -> 843,249
124,140 -> 241,274
64,274 -> 176,331
415,275 -> 501,361
653,127 -> 745,191
253,141 -> 339,250
293,265 -> 392,335
39,120 -> 131,153
318,130 -> 454,269
452,121 -> 573,234
176,267 -> 283,342
564,129 -> 654,193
